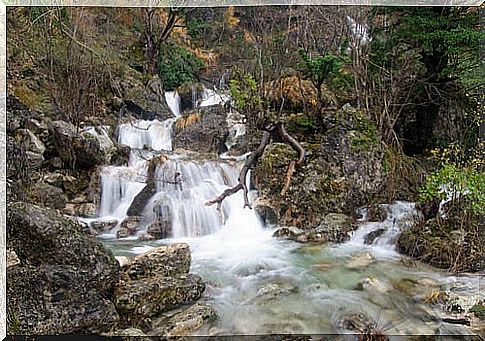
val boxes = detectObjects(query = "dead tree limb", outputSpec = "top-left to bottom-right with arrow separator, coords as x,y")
276,123 -> 306,196
205,126 -> 274,210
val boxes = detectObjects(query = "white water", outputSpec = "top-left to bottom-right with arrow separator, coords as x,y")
117,119 -> 175,151
88,87 -> 482,336
138,157 -> 261,238
165,91 -> 181,117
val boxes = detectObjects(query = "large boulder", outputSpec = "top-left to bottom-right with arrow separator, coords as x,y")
173,106 -> 229,154
123,244 -> 191,280
8,265 -> 119,334
114,274 -> 205,320
49,120 -> 105,169
29,182 -> 67,209
253,106 -> 384,229
7,202 -> 120,334
150,303 -> 218,336
115,73 -> 174,122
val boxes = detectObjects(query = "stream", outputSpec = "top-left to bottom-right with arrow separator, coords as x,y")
82,87 -> 484,337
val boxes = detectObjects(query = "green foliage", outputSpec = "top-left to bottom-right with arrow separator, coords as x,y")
158,43 -> 204,91
419,163 -> 484,216
228,68 -> 262,113
297,49 -> 345,93
186,18 -> 210,39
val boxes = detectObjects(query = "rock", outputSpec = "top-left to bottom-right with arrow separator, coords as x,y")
109,328 -> 149,337
346,252 -> 376,269
272,226 -> 304,239
114,274 -> 205,319
43,172 -> 64,188
7,249 -> 20,268
123,243 -> 191,280
109,144 -> 131,166
253,107 -> 385,229
173,106 -> 229,154
253,198 -> 278,225
138,233 -> 156,241
115,256 -> 131,268
7,202 -> 120,293
7,202 -> 120,334
117,216 -> 141,238
90,219 -> 118,233
49,120 -> 105,169
127,182 -> 157,217
151,303 -> 218,336
74,203 -> 97,218
363,228 -> 386,245
338,311 -> 375,333
315,213 -> 356,243
251,282 -> 298,304
8,265 -> 119,335
358,277 -> 390,293
26,151 -> 44,170
30,183 -> 67,209
15,128 -> 46,154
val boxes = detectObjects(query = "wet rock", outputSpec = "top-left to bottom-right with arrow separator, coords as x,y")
30,183 -> 67,209
90,219 -> 118,233
252,282 -> 298,304
117,216 -> 141,238
7,202 -> 120,334
49,120 -> 105,169
138,233 -> 156,241
346,252 -> 376,269
150,303 -> 218,336
114,274 -> 205,319
338,311 -> 375,333
123,243 -> 191,280
74,203 -> 97,218
109,144 -> 131,166
7,249 -> 20,268
173,105 -> 229,154
315,213 -> 356,243
43,172 -> 64,188
358,277 -> 390,293
272,226 -> 304,239
127,182 -> 157,217
253,198 -> 279,225
364,228 -> 386,245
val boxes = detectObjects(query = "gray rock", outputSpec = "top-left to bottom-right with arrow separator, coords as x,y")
6,202 -> 120,334
26,151 -> 44,170
90,219 -> 118,233
123,243 -> 191,280
117,216 -> 141,238
30,183 -> 67,209
114,274 -> 205,319
49,120 -> 105,169
315,213 -> 356,243
15,128 -> 46,154
7,249 -> 20,268
346,252 -> 376,269
7,202 -> 120,294
150,303 -> 218,336
364,228 -> 386,245
253,198 -> 279,225
173,106 -> 229,154
8,265 -> 119,334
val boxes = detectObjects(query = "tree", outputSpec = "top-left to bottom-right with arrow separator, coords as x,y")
142,8 -> 181,75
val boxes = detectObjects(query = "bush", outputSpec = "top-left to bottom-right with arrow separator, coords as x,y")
158,43 -> 204,91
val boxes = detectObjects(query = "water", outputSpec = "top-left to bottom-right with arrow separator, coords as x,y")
88,89 -> 482,336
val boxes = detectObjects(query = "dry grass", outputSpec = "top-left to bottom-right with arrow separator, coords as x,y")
175,112 -> 201,131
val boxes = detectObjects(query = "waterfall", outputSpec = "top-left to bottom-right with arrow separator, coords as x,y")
117,119 -> 175,151
93,87 -> 262,240
164,91 -> 181,117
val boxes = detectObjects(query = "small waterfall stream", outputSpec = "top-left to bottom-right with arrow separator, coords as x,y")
86,88 -> 482,336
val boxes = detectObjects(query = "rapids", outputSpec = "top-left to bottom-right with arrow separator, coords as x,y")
89,89 -> 483,337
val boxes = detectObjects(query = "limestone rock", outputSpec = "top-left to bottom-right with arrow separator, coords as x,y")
114,274 -> 205,319
30,183 -> 67,209
346,252 -> 376,269
123,243 -> 191,280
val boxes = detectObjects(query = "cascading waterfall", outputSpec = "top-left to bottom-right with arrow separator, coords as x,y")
117,119 -> 175,151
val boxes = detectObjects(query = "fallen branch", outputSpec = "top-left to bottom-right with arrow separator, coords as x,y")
205,126 -> 274,210
206,121 -> 306,210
